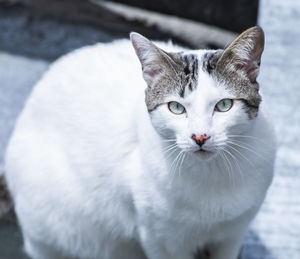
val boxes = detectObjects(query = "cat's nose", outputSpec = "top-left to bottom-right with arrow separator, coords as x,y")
191,134 -> 211,147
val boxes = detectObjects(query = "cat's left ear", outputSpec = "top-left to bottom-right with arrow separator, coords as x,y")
217,26 -> 264,83
130,32 -> 177,87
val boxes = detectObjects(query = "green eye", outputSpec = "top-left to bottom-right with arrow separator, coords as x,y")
215,99 -> 233,112
168,101 -> 185,115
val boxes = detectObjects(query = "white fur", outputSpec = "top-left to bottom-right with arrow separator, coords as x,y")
5,39 -> 276,259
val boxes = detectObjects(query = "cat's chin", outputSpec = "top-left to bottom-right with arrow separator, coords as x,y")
192,149 -> 217,161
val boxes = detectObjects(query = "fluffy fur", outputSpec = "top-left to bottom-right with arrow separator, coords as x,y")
5,27 -> 276,259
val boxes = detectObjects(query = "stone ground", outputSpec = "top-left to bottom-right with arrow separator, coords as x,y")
0,0 -> 299,258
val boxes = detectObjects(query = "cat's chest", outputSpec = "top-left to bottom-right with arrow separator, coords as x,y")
140,160 -> 267,225
137,174 -> 260,252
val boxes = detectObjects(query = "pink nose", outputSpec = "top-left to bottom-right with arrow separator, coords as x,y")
191,134 -> 211,147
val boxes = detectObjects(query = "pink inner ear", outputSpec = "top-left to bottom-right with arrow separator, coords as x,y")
234,63 -> 246,70
131,36 -> 148,63
143,67 -> 162,85
144,67 -> 157,78
234,58 -> 260,82
133,45 -> 146,63
234,57 -> 258,73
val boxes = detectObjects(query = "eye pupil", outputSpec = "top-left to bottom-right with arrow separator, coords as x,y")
215,99 -> 233,112
168,101 -> 185,115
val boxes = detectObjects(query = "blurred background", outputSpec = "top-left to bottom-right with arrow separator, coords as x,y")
0,0 -> 299,258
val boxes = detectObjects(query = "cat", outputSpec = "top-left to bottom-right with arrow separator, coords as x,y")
4,26 -> 276,259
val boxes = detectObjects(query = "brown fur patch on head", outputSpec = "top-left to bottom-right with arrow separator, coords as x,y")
202,50 -> 223,74
131,32 -> 199,111
144,53 -> 199,111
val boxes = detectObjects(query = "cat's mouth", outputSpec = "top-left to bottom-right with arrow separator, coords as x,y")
195,148 -> 211,153
193,148 -> 215,159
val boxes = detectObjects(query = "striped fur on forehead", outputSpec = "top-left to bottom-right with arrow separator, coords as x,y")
145,52 -> 199,111
202,50 -> 223,74
130,33 -> 201,111
181,54 -> 199,96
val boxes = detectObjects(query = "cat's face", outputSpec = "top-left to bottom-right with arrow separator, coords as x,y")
148,71 -> 255,161
131,27 -> 264,160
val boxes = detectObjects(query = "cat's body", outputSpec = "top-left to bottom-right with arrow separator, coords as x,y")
5,27 -> 276,259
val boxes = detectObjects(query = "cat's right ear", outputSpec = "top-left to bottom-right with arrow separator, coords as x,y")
216,26 -> 264,83
130,32 -> 173,87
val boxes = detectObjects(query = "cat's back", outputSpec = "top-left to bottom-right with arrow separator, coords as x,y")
10,40 -> 145,147
4,40 -> 153,255
5,39 -> 148,198
25,39 -> 145,131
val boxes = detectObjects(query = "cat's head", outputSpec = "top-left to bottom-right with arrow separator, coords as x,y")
131,26 -> 264,161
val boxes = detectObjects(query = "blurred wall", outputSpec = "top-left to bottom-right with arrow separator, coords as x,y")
2,0 -> 259,32
111,0 -> 259,32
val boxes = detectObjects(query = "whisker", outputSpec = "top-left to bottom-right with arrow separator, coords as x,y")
178,152 -> 186,178
169,151 -> 184,186
227,134 -> 261,139
162,143 -> 177,153
227,138 -> 271,157
227,134 -> 265,144
165,147 -> 179,161
226,143 -> 254,167
161,139 -> 177,143
225,150 -> 236,187
221,147 -> 244,184
219,149 -> 233,187
226,140 -> 272,165
225,144 -> 263,178
175,152 -> 184,178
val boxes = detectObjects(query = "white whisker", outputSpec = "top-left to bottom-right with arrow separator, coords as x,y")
169,150 -> 184,186
219,149 -> 233,187
178,152 -> 186,178
221,147 -> 244,184
162,143 -> 177,153
161,139 -> 177,143
226,143 -> 254,166
226,139 -> 272,165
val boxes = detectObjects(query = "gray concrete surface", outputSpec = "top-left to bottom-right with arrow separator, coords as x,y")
0,53 -> 49,173
243,0 -> 300,258
0,5 -> 122,60
0,4 -> 193,61
0,0 -> 300,258
0,218 -> 29,259
0,53 -> 47,259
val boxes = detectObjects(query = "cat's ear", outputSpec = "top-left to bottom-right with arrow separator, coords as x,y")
217,26 -> 264,83
130,32 -> 177,86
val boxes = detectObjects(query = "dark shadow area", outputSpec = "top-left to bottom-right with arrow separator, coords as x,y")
241,230 -> 276,259
0,221 -> 280,259
0,218 -> 29,259
193,230 -> 275,259
0,3 -> 121,60
0,174 -> 26,258
0,3 -> 191,61
112,0 -> 258,32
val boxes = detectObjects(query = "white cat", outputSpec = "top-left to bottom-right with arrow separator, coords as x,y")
5,26 -> 276,259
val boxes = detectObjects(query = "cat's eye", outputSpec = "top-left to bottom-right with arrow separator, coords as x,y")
168,101 -> 185,115
215,99 -> 233,112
